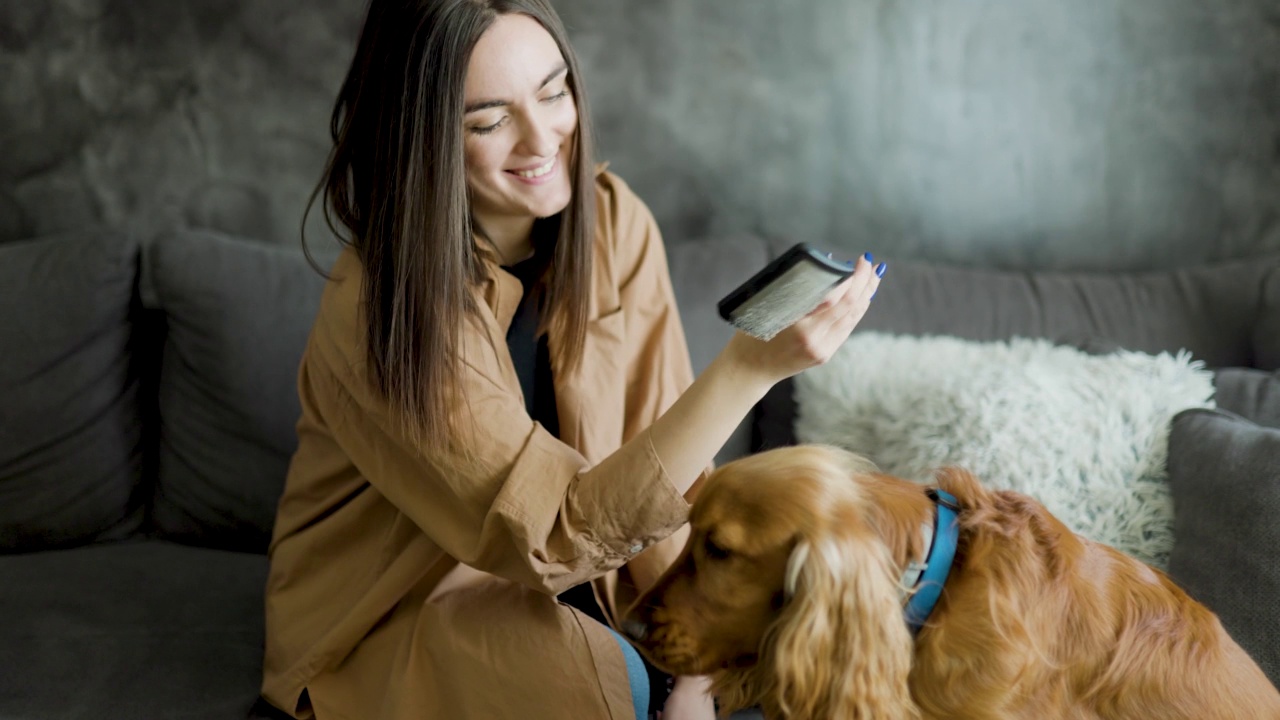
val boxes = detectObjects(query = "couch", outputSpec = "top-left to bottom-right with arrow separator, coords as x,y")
2,228 -> 1278,719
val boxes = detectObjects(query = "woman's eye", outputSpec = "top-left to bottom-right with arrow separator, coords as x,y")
542,89 -> 570,103
469,118 -> 505,135
703,537 -> 731,561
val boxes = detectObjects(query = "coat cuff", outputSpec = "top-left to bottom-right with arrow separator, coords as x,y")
488,425 -> 689,584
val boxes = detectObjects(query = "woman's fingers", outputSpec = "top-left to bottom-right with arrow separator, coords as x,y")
855,261 -> 885,305
833,260 -> 882,330
749,252 -> 885,378
766,255 -> 867,365
809,273 -> 857,314
804,255 -> 876,330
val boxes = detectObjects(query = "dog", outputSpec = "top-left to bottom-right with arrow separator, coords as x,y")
622,445 -> 1280,719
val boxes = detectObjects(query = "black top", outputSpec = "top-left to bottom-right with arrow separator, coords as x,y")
503,248 -> 560,439
502,247 -> 608,628
503,240 -> 674,707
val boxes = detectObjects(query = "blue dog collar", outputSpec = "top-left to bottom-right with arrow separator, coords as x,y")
902,488 -> 960,632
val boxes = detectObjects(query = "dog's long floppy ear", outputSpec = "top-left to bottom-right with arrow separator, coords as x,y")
768,527 -> 920,720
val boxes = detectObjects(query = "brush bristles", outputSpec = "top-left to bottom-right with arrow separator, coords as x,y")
728,262 -> 845,340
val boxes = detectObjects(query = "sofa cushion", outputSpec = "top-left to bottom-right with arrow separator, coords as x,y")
0,540 -> 267,718
0,231 -> 146,551
1213,368 -> 1280,429
1166,409 -> 1280,686
141,230 -> 330,553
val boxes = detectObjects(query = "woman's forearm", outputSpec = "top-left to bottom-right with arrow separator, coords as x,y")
647,337 -> 774,498
643,255 -> 883,499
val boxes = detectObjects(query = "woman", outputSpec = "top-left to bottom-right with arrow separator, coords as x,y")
262,1 -> 885,718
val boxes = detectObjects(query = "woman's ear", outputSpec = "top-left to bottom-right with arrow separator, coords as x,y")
768,530 -> 921,720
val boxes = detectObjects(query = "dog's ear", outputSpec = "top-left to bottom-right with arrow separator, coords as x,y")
767,529 -> 921,720
934,465 -> 990,510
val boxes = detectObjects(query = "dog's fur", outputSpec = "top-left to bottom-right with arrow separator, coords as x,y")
624,445 -> 1280,719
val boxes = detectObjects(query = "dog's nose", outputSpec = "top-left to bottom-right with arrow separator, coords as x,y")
621,618 -> 648,641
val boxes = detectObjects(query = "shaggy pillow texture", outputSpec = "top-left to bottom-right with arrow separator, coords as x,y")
793,332 -> 1215,568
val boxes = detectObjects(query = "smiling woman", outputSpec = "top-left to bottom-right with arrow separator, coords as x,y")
462,20 -> 578,260
259,1 -> 884,719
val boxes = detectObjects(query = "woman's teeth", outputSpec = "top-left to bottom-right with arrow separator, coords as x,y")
513,159 -> 555,178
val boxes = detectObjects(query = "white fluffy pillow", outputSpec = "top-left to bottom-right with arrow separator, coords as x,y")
793,333 -> 1215,568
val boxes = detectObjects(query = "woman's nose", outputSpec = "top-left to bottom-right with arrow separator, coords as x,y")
516,114 -> 559,158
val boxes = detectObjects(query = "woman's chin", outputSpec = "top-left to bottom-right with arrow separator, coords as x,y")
531,192 -> 573,219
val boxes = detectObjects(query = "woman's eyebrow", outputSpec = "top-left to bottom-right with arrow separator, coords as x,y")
464,63 -> 568,114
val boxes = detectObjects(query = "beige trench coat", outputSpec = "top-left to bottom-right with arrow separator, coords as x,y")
262,170 -> 703,719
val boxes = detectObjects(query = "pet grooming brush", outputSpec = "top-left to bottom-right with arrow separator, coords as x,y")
717,242 -> 854,341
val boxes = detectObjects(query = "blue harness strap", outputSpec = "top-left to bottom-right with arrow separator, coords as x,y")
903,488 -> 961,632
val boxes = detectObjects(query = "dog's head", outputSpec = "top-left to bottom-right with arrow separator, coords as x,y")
623,445 -> 931,719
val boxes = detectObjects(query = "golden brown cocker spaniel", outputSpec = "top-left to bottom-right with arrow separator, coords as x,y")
622,445 -> 1280,719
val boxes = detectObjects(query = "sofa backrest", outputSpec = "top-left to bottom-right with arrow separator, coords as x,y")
1260,268 -> 1280,370
857,254 -> 1280,370
5,227 -> 1275,554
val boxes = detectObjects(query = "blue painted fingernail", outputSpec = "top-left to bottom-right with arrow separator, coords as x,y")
863,252 -> 873,263
875,262 -> 887,277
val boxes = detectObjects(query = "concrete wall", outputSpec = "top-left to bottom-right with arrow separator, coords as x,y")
3,0 -> 1278,269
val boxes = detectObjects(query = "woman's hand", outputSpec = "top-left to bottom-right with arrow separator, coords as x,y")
723,253 -> 883,386
658,675 -> 716,720
640,253 -> 883,500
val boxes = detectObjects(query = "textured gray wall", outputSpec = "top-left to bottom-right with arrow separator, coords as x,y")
3,0 -> 1279,270
0,1 -> 362,251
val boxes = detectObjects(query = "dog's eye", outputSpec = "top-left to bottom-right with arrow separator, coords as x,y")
703,536 -> 731,561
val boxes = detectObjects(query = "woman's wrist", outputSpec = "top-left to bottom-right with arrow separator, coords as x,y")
666,675 -> 716,716
670,675 -> 714,695
712,333 -> 779,398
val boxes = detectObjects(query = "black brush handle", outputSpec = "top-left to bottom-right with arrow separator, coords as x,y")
717,242 -> 852,322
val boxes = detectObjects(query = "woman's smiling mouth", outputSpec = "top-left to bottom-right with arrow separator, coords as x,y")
509,157 -> 557,181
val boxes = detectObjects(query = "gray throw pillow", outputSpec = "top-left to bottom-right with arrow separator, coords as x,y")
0,231 -> 145,551
1213,369 -> 1280,429
1166,408 -> 1280,685
142,230 -> 331,553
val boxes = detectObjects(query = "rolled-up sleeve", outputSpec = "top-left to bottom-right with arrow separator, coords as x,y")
597,172 -> 710,593
307,337 -> 689,597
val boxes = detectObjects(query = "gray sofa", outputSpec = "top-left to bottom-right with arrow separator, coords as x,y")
2,228 -> 1278,719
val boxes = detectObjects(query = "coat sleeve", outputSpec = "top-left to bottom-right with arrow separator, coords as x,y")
303,306 -> 689,597
601,173 -> 713,595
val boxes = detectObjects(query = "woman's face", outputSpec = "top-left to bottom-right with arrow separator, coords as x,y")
463,14 -> 578,229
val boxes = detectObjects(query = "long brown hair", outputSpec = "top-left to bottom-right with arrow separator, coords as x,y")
309,0 -> 596,450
